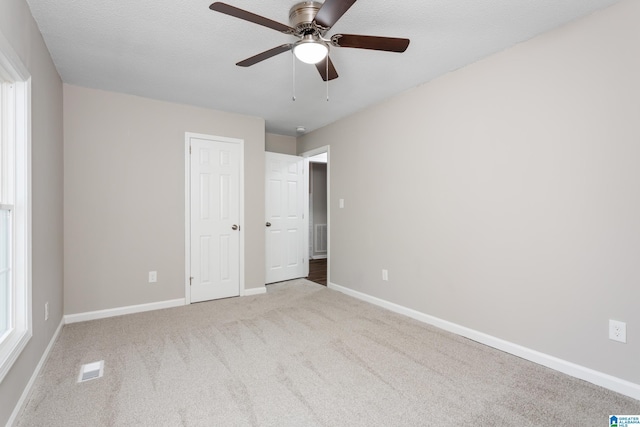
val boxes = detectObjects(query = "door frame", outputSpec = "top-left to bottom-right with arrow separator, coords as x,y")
184,132 -> 245,304
300,145 -> 330,286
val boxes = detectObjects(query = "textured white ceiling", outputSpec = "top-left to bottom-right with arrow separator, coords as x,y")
25,0 -> 621,136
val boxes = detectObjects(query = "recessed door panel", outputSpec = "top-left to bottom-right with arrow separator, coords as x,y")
220,234 -> 230,281
287,181 -> 298,218
269,179 -> 282,219
287,229 -> 299,267
200,235 -> 211,284
220,174 -> 230,220
200,174 -> 211,220
268,230 -> 283,269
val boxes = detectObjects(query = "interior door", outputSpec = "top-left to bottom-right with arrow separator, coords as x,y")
189,135 -> 241,302
265,152 -> 306,284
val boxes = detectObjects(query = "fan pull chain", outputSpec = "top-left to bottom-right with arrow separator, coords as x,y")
292,51 -> 296,101
326,58 -> 329,101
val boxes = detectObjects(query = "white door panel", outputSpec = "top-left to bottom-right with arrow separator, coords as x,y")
265,152 -> 306,284
190,136 -> 241,302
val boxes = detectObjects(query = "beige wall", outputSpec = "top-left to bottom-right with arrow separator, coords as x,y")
0,1 -> 64,424
64,85 -> 265,315
299,0 -> 640,385
265,133 -> 297,155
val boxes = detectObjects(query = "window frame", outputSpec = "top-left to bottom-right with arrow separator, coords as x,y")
0,31 -> 32,384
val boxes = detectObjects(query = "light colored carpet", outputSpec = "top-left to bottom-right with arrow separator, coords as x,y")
17,280 -> 640,426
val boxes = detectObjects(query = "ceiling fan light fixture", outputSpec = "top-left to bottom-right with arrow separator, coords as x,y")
293,35 -> 328,64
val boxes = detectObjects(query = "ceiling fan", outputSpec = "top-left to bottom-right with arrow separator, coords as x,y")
209,0 -> 410,81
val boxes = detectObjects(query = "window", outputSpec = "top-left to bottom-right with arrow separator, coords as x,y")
0,33 -> 31,383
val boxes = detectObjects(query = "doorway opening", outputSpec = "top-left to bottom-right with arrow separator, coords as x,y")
302,147 -> 329,286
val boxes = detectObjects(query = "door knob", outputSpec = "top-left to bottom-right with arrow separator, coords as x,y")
231,224 -> 238,230
266,222 -> 271,227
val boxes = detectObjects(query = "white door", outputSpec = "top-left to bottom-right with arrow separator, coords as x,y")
189,135 -> 241,302
265,152 -> 306,284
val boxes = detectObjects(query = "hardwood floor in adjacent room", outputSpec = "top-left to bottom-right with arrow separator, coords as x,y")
307,258 -> 327,286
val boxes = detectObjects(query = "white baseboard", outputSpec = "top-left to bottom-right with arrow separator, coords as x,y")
328,281 -> 640,401
64,290 -> 268,323
311,255 -> 327,260
243,286 -> 266,296
64,298 -> 186,324
7,319 -> 64,427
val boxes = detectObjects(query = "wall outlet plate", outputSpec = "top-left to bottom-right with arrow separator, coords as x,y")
609,319 -> 626,343
148,271 -> 157,283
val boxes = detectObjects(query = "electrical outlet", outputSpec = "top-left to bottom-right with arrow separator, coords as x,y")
45,302 -> 49,321
609,319 -> 626,343
382,269 -> 389,281
148,271 -> 157,283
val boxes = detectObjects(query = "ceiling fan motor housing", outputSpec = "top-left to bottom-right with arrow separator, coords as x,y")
289,1 -> 324,35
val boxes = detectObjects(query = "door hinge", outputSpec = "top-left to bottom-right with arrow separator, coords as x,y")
189,146 -> 192,154
189,276 -> 193,286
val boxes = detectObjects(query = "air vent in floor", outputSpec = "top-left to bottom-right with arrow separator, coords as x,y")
77,360 -> 104,383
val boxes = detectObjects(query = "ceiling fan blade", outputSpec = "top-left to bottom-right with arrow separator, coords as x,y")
210,2 -> 295,34
236,44 -> 293,67
315,56 -> 339,81
332,34 -> 410,52
314,0 -> 357,29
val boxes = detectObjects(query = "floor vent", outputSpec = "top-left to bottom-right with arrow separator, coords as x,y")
77,360 -> 104,383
